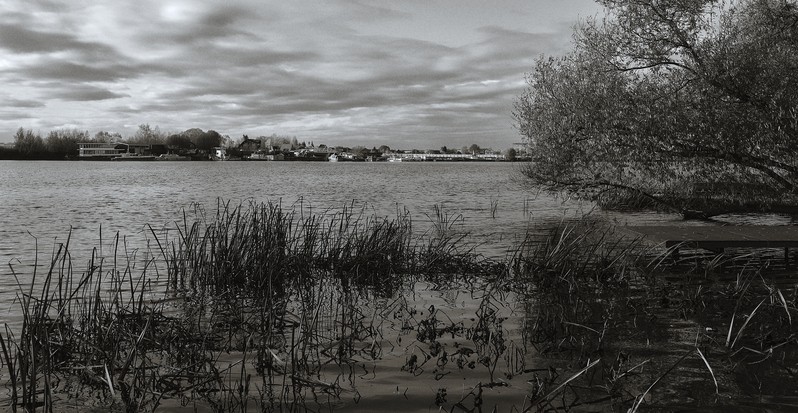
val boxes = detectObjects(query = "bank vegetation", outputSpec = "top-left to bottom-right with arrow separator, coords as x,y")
515,0 -> 798,219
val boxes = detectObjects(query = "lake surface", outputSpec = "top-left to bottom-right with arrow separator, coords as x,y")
3,160 -> 789,287
1,160 -> 796,412
1,161 -> 577,264
3,160 -> 795,299
0,161 -> 659,319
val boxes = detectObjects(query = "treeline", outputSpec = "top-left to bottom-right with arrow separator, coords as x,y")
2,125 -> 226,160
3,128 -> 90,160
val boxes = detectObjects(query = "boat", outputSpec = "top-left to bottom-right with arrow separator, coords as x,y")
155,153 -> 190,161
387,156 -> 402,162
328,154 -> 338,162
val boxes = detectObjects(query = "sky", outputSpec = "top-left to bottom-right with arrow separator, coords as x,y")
0,0 -> 602,149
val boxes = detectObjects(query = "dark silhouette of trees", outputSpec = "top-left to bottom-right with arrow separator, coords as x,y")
166,134 -> 193,149
46,129 -> 86,158
193,130 -> 223,151
468,144 -> 481,154
505,148 -> 517,161
13,128 -> 46,157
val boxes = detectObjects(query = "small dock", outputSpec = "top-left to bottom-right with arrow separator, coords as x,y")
622,225 -> 798,265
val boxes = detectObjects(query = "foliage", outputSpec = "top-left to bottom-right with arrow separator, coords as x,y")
468,144 -> 481,154
505,148 -> 517,161
128,123 -> 166,144
193,129 -> 223,151
165,133 -> 193,149
45,129 -> 86,158
515,0 -> 798,217
13,128 -> 46,156
93,131 -> 122,143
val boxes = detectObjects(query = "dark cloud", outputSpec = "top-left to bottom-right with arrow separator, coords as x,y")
0,110 -> 36,121
0,23 -> 117,55
23,61 -> 138,82
51,85 -> 128,102
6,98 -> 45,108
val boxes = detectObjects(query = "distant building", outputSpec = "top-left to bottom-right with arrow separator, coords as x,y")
238,137 -> 261,153
116,143 -> 166,156
78,142 -> 122,158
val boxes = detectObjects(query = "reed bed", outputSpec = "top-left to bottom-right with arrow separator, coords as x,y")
0,200 -> 508,412
2,202 -> 798,412
167,200 -> 490,299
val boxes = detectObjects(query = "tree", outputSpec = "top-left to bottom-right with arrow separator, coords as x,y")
166,134 -> 193,149
13,127 -> 45,156
193,130 -> 223,151
378,145 -> 391,154
351,146 -> 368,158
129,124 -> 166,144
505,148 -> 517,162
94,131 -> 121,142
515,0 -> 798,217
46,129 -> 86,158
468,144 -> 481,155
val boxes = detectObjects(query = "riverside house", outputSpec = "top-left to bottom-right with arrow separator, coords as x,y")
78,142 -> 123,158
78,142 -> 167,159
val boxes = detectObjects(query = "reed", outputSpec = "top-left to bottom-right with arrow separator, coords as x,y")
4,200 -> 797,411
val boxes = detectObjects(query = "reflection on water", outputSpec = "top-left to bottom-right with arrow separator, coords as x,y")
2,161 -> 797,411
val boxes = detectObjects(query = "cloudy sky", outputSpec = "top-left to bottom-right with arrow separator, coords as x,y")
0,0 -> 601,148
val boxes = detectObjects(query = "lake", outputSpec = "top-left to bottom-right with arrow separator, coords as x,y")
0,160 -> 684,263
0,161 -> 572,270
1,160 -> 794,412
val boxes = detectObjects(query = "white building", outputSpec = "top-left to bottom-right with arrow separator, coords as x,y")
78,142 -> 122,158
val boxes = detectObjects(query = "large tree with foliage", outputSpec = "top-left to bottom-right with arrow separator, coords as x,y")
515,0 -> 798,217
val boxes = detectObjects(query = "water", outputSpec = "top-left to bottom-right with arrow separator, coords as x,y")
0,161 -> 583,263
1,160 -> 795,411
3,160 -> 790,313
